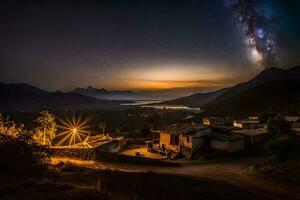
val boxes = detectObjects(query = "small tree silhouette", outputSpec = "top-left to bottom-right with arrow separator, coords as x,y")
0,114 -> 24,137
34,110 -> 57,146
265,115 -> 299,163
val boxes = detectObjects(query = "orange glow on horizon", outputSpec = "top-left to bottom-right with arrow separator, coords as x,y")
117,79 -> 232,90
96,64 -> 236,90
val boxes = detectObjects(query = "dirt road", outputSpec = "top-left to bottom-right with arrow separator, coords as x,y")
52,157 -> 300,200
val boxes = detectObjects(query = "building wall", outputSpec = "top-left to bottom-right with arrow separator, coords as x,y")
243,123 -> 260,129
160,132 -> 170,146
159,128 -> 212,155
233,122 -> 243,128
233,120 -> 261,129
191,128 -> 212,152
191,137 -> 206,153
159,132 -> 180,152
249,134 -> 267,146
210,140 -> 228,151
227,140 -> 244,152
180,135 -> 192,149
203,118 -> 211,126
180,145 -> 192,157
210,139 -> 244,152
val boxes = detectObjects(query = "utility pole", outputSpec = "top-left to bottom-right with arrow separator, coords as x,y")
99,122 -> 106,135
102,122 -> 105,134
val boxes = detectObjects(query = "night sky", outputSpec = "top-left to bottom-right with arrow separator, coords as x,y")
0,0 -> 299,92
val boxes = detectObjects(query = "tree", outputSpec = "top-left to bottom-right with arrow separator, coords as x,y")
265,114 -> 296,163
259,112 -> 276,123
267,115 -> 291,139
0,114 -> 24,137
34,110 -> 57,146
0,113 -> 49,176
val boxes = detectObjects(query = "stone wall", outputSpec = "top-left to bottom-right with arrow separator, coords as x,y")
50,147 -> 96,160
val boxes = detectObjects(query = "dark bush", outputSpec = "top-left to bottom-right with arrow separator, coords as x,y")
266,135 -> 300,163
0,133 -> 50,177
265,115 -> 300,163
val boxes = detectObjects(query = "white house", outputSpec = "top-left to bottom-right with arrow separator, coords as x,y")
233,119 -> 260,129
203,117 -> 224,126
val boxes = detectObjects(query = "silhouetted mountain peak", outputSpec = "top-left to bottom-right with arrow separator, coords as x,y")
0,83 -> 48,95
0,82 -> 129,112
247,67 -> 285,85
73,86 -> 110,96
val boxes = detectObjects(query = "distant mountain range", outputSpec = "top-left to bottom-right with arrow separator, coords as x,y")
72,86 -> 144,100
72,87 -> 207,101
2,65 -> 300,115
159,65 -> 300,115
0,83 -> 130,112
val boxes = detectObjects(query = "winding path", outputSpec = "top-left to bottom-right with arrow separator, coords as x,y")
52,157 -> 300,200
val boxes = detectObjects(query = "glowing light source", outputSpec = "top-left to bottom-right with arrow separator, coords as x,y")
56,115 -> 90,146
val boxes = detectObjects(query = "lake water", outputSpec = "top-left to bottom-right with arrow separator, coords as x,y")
121,100 -> 201,112
120,100 -> 163,106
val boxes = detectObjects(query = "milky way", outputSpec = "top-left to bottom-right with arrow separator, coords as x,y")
224,0 -> 277,67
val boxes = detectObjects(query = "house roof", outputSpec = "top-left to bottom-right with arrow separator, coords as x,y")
203,117 -> 224,121
160,123 -> 206,135
292,128 -> 300,136
231,128 -> 267,136
234,119 -> 260,124
284,116 -> 300,122
183,115 -> 196,120
205,133 -> 243,141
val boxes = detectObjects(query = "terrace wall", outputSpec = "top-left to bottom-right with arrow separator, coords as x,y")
50,147 -> 96,160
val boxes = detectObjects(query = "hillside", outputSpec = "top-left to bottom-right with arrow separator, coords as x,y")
210,66 -> 300,105
203,79 -> 300,116
157,88 -> 229,107
159,66 -> 300,112
0,83 -> 128,112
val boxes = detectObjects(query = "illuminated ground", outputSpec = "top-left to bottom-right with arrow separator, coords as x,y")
119,145 -> 165,160
50,157 -> 300,200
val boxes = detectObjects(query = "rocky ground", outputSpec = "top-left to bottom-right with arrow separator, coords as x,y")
1,156 -> 299,200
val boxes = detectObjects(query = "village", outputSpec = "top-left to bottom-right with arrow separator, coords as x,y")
50,114 -> 300,163
2,108 -> 300,200
126,115 -> 300,160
